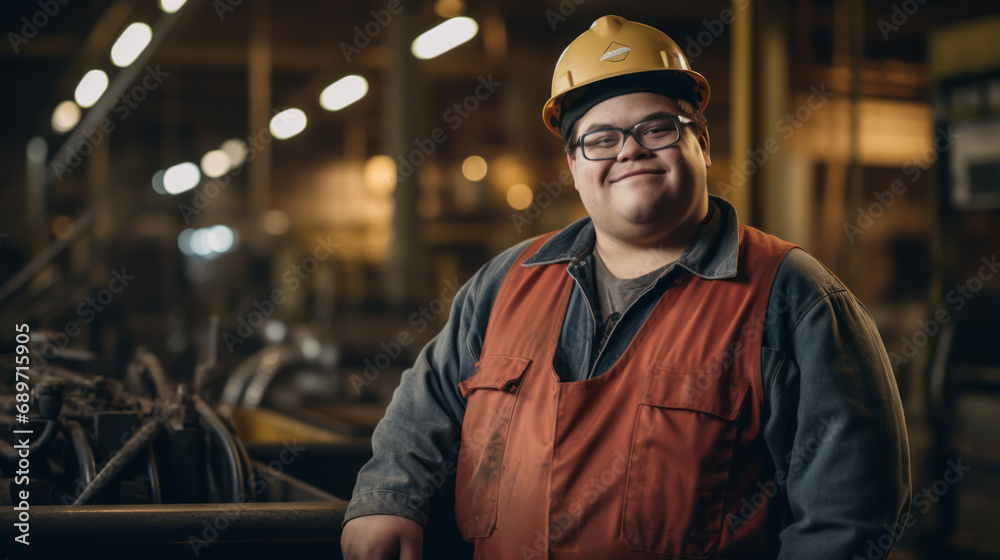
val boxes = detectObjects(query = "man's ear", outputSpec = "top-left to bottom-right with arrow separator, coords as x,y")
566,152 -> 579,190
698,126 -> 711,168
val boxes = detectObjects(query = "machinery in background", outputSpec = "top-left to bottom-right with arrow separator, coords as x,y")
0,332 -> 348,559
916,16 -> 1000,559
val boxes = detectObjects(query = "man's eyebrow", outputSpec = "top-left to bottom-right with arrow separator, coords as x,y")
581,112 -> 678,134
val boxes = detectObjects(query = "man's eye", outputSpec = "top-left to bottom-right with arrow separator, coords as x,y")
585,134 -> 617,147
642,126 -> 672,137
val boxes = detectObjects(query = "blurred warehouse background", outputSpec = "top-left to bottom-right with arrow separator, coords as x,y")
1,0 -> 999,558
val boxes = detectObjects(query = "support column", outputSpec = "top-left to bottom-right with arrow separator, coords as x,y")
757,0 -> 798,242
248,0 -> 272,221
730,0 -> 754,222
845,0 -> 865,288
384,10 -> 428,308
26,137 -> 47,254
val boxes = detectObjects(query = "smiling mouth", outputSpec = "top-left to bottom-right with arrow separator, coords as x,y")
613,169 -> 663,182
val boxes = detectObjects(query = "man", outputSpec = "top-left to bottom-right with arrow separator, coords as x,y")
342,15 -> 910,560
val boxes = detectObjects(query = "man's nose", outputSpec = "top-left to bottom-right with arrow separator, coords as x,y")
616,133 -> 653,161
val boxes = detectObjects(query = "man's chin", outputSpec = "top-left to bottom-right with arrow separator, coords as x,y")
615,199 -> 674,226
599,211 -> 674,239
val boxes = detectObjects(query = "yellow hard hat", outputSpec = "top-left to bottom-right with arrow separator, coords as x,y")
542,15 -> 710,137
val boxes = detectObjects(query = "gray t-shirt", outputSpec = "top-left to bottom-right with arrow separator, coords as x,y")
592,251 -> 669,339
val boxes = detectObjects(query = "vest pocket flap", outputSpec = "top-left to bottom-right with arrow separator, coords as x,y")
640,367 -> 750,421
459,355 -> 532,398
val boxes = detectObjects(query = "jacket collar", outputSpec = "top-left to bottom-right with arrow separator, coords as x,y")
522,194 -> 740,280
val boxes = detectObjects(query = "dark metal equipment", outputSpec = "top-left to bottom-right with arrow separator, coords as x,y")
0,334 -> 347,558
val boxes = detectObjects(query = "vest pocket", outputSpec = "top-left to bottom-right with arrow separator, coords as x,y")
455,355 -> 532,540
622,366 -> 750,558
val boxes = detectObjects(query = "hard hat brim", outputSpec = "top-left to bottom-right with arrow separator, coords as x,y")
542,68 -> 710,138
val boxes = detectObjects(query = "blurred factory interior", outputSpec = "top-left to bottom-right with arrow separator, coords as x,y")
1,0 -> 999,558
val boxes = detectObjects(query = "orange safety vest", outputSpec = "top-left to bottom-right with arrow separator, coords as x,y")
455,224 -> 796,559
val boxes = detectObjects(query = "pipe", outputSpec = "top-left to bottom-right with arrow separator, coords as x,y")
133,347 -> 172,401
194,315 -> 220,397
73,419 -> 161,505
0,502 -> 348,543
193,396 -> 245,503
147,442 -> 162,504
204,457 -> 223,503
63,420 -> 96,487
0,210 -> 96,307
45,365 -> 102,390
219,345 -> 297,407
233,422 -> 256,502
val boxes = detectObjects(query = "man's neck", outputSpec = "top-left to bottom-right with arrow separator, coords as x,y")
593,209 -> 709,279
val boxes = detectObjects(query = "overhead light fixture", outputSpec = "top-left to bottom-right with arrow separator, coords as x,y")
151,169 -> 167,194
110,23 -> 152,67
51,100 -> 81,133
220,139 -> 248,168
462,155 -> 488,181
205,225 -> 235,253
506,183 -> 533,210
270,108 -> 307,140
163,162 -> 201,194
159,0 -> 187,13
74,70 -> 109,108
191,228 -> 212,256
320,75 -> 369,111
52,215 -> 74,240
433,0 -> 466,18
200,150 -> 231,178
364,155 -> 397,196
27,137 -> 46,164
177,228 -> 195,255
180,225 -> 238,259
261,210 -> 290,236
411,17 -> 479,60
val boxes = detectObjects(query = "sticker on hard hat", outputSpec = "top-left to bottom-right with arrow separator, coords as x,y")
600,43 -> 630,62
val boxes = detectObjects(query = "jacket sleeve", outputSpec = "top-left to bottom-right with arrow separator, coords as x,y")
762,249 -> 911,559
343,240 -> 531,527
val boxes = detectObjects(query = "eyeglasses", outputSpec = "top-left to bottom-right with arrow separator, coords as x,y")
573,115 -> 692,161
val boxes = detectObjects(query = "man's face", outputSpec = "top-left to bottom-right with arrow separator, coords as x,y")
566,92 -> 711,245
